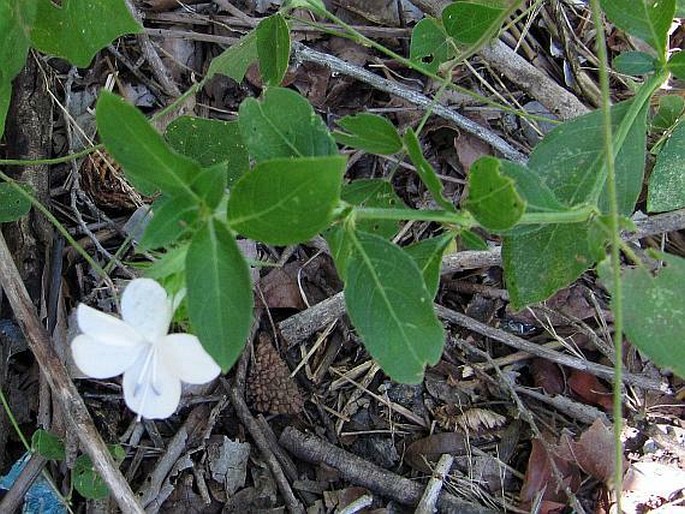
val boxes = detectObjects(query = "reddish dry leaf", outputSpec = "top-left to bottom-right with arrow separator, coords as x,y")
406,432 -> 467,472
259,263 -> 306,310
454,131 -> 491,172
531,358 -> 565,395
568,370 -> 613,411
571,418 -> 622,484
520,438 -> 581,507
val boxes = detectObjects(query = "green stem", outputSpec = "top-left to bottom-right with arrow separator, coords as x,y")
517,205 -> 596,225
589,0 -> 624,509
0,145 -> 101,167
354,207 -> 472,226
0,388 -> 30,450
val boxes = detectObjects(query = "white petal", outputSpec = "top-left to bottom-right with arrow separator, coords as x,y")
121,278 -> 173,341
71,334 -> 147,379
77,304 -> 142,346
122,350 -> 182,419
158,334 -> 221,384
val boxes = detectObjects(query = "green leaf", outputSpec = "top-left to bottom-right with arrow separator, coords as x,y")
503,222 -> 597,309
503,101 -> 646,308
165,116 -> 249,187
459,229 -> 488,250
404,234 -> 453,298
138,195 -> 198,251
667,51 -> 685,80
404,129 -> 456,212
648,119 -> 685,212
190,163 -> 228,209
613,51 -> 657,75
600,0 -> 675,59
464,156 -> 525,231
327,179 -> 406,280
186,220 -> 253,372
0,0 -> 36,138
145,243 -> 188,280
30,0 -> 141,68
344,232 -> 445,383
238,87 -> 337,162
342,179 -> 405,238
678,0 -> 685,16
651,94 -> 685,131
227,155 -> 346,245
499,161 -> 567,214
527,100 -> 646,216
206,30 -> 258,83
409,17 -> 454,74
0,182 -> 31,222
31,429 -> 65,461
623,254 -> 685,379
442,0 -> 505,45
256,14 -> 290,87
334,113 -> 403,155
96,91 -> 201,197
72,445 -> 125,500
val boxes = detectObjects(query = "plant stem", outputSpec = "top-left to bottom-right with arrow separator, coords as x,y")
517,205 -> 596,225
0,145 -> 101,167
589,0 -> 623,509
353,207 -> 472,226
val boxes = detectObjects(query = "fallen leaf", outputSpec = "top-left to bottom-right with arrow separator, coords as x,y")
531,358 -> 565,395
568,370 -> 613,411
406,432 -> 467,472
570,419 -> 622,484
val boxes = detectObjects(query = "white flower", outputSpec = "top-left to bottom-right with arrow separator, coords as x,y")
71,278 -> 221,420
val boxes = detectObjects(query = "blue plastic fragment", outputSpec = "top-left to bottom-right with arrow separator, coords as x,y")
0,452 -> 68,514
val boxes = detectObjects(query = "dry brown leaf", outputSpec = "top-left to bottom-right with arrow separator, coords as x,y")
259,263 -> 306,310
531,358 -> 565,395
571,418 -> 620,484
406,432 -> 467,472
568,370 -> 613,411
454,407 -> 506,432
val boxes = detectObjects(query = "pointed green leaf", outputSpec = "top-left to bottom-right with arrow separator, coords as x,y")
342,179 -> 405,238
667,51 -> 685,80
30,0 -> 141,68
623,254 -> 685,379
404,234 -> 453,298
228,155 -> 346,245
648,119 -> 685,212
138,195 -> 198,251
404,128 -> 456,212
651,94 -> 684,131
207,30 -> 258,82
190,163 -> 228,209
442,0 -> 505,45
600,0 -> 675,59
344,232 -> 445,384
410,17 -> 454,74
96,91 -> 201,197
334,113 -> 403,155
186,220 -> 253,372
73,445 -> 125,500
613,51 -> 658,75
166,116 -> 249,187
238,87 -> 337,162
0,183 -> 31,222
0,0 -> 36,138
256,14 -> 290,86
465,156 -> 525,231
459,229 -> 488,250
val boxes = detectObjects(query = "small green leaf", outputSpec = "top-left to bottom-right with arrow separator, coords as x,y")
239,87 -> 337,162
442,0 -> 505,45
138,195 -> 198,251
31,429 -> 65,461
404,128 -> 456,212
465,156 -> 525,231
96,91 -> 201,197
334,113 -> 403,155
145,243 -> 189,280
206,30 -> 258,82
623,254 -> 685,379
0,0 -> 36,138
651,94 -> 685,132
186,219 -> 253,372
344,232 -> 445,384
30,0 -> 141,68
0,182 -> 31,222
600,0 -> 675,59
499,160 -> 567,214
667,51 -> 685,80
256,14 -> 290,86
228,155 -> 346,245
409,17 -> 454,73
343,179 -> 405,238
459,229 -> 488,250
72,445 -> 125,500
678,0 -> 685,16
191,163 -> 228,209
325,225 -> 354,281
165,116 -> 249,187
404,234 -> 453,298
613,51 -> 657,75
648,119 -> 685,212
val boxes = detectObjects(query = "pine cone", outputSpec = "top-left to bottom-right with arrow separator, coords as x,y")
247,336 -> 304,415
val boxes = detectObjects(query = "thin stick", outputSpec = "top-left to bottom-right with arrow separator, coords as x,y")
0,232 -> 143,513
415,454 -> 454,514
